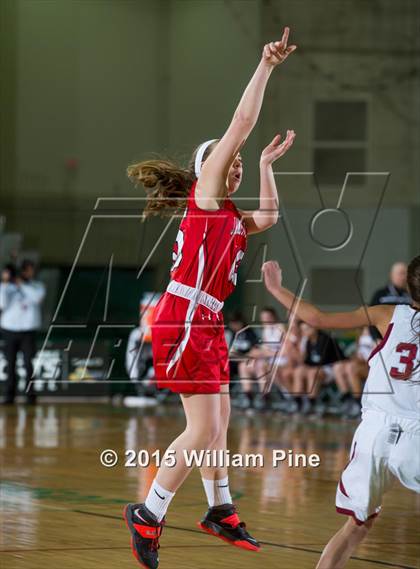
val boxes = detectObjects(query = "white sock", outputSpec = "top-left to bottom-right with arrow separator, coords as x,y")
144,480 -> 175,522
214,476 -> 232,506
202,476 -> 233,508
201,478 -> 215,507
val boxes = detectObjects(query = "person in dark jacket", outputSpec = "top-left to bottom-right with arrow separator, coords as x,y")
370,262 -> 410,306
370,262 -> 411,339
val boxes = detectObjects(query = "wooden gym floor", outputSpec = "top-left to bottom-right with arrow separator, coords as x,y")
0,403 -> 419,569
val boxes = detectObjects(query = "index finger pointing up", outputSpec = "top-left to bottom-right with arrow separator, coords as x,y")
281,27 -> 290,48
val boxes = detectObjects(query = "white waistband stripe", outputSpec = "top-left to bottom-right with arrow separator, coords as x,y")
166,234 -> 207,376
166,280 -> 224,313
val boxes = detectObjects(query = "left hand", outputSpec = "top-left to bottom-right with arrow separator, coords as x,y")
262,260 -> 283,292
260,130 -> 296,166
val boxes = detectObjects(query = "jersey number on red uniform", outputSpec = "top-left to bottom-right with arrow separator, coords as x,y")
229,250 -> 245,286
172,229 -> 185,271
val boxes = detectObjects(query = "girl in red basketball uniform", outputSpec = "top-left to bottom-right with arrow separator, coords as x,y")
124,28 -> 297,569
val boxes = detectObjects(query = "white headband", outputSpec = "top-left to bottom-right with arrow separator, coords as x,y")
194,139 -> 218,178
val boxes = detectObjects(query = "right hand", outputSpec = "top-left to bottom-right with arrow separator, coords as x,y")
262,27 -> 296,67
262,260 -> 283,293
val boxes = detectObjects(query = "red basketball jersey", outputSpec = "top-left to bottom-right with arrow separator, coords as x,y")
170,180 -> 247,302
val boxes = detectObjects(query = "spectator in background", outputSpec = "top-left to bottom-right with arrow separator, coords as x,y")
126,325 -> 154,382
370,262 -> 410,306
226,312 -> 259,409
125,293 -> 160,403
332,326 -> 375,418
0,264 -> 17,320
236,307 -> 284,409
274,318 -> 303,393
293,322 -> 345,415
0,260 -> 45,404
225,311 -> 259,381
370,261 -> 411,338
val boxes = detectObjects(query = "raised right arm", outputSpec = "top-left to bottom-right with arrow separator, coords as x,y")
262,261 -> 394,338
197,27 -> 296,209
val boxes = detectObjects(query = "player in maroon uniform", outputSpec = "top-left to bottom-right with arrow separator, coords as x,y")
262,257 -> 420,569
123,28 -> 297,568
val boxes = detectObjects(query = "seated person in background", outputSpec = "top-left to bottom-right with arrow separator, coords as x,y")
333,326 -> 375,418
236,306 -> 284,409
225,310 -> 259,379
274,319 -> 303,393
293,321 -> 346,415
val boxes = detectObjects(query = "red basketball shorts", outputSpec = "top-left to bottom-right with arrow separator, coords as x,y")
151,291 -> 229,395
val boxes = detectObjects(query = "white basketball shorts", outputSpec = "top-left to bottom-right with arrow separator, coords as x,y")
336,408 -> 420,524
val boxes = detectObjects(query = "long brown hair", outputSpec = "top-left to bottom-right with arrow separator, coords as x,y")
127,141 -> 219,218
407,255 -> 420,380
408,255 -> 420,305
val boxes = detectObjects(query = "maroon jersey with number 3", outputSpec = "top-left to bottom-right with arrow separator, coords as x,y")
364,304 -> 420,418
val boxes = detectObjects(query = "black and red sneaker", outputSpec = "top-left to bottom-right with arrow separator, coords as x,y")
123,503 -> 164,568
197,503 -> 260,552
